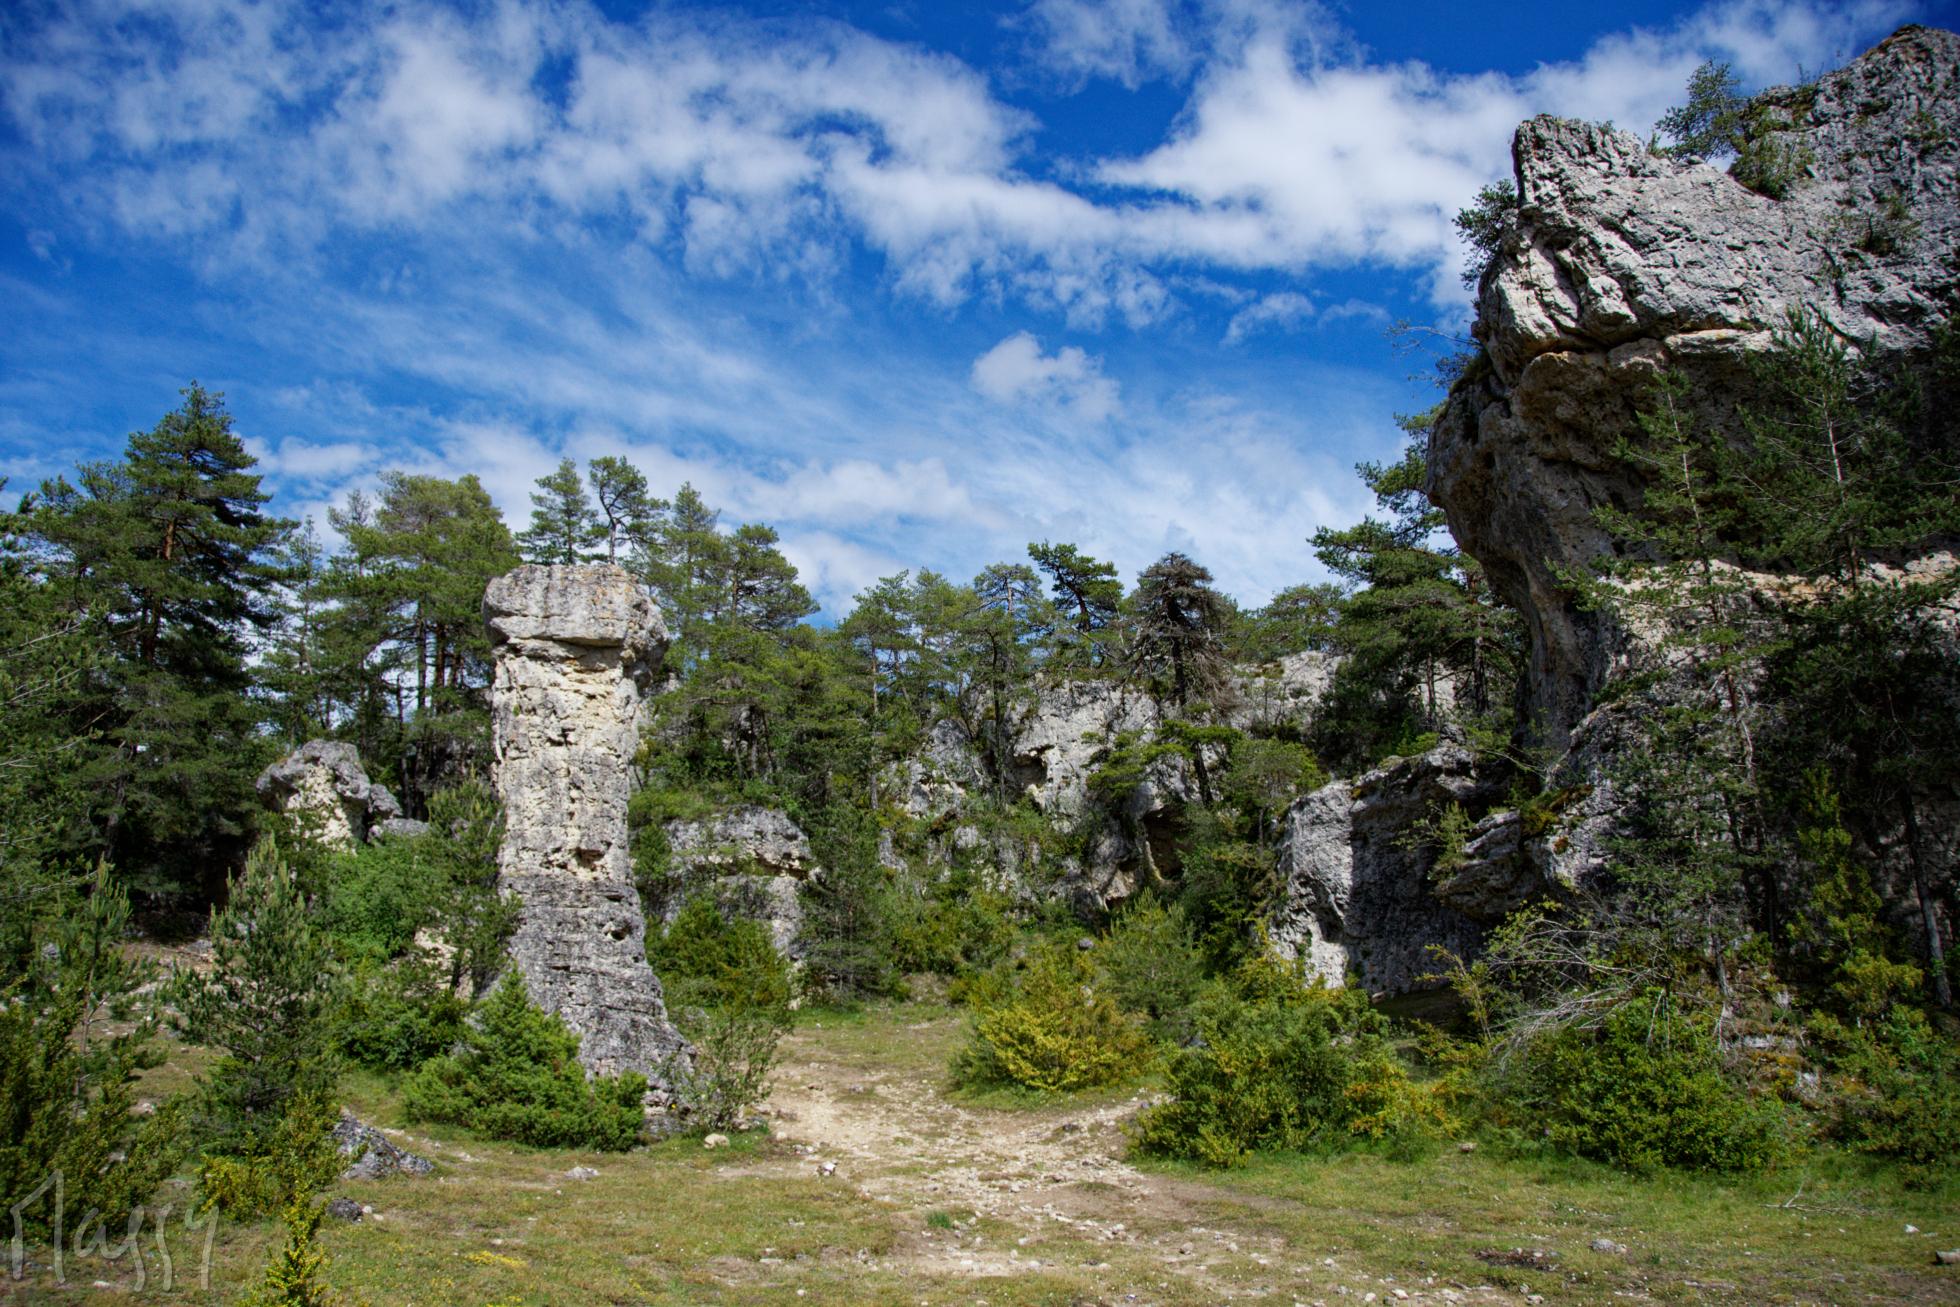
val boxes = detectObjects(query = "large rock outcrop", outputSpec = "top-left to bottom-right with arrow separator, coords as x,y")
1432,24 -> 1960,749
1271,745 -> 1496,993
485,564 -> 688,1086
256,741 -> 406,850
661,806 -> 819,958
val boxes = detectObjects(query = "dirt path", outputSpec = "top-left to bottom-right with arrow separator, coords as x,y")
748,1011 -> 1514,1305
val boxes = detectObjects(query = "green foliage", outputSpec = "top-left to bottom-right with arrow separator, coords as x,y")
952,941 -> 1150,1093
886,869 -> 1016,979
403,974 -> 647,1150
799,809 -> 904,1002
1452,178 -> 1518,288
197,1087 -> 344,1221
174,839 -> 343,1153
1095,896 -> 1206,1043
1132,953 -> 1429,1167
516,457 -> 602,565
672,1002 -> 793,1133
1656,60 -> 1813,198
333,960 -> 469,1072
9,384 -> 293,895
0,862 -> 189,1239
650,895 -> 797,1013
238,1197 -> 355,1307
1821,1005 -> 1959,1178
1503,992 -> 1788,1174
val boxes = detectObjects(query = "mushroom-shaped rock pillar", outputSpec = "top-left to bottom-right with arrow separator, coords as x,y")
484,564 -> 689,1087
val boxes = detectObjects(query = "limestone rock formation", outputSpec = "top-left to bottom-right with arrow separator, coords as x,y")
485,564 -> 688,1086
1431,24 -> 1960,749
255,740 -> 405,850
1270,745 -> 1492,992
661,806 -> 819,957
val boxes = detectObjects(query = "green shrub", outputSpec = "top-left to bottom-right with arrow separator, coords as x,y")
673,1002 -> 793,1132
951,941 -> 1150,1093
1505,991 -> 1788,1173
1096,896 -> 1206,1043
1826,1004 -> 1959,1178
887,870 -> 1015,978
403,975 -> 647,1151
239,1197 -> 352,1307
321,837 -> 439,961
1132,955 -> 1398,1167
172,840 -> 343,1155
1,863 -> 190,1239
650,895 -> 796,1013
197,1088 -> 344,1221
333,960 -> 468,1072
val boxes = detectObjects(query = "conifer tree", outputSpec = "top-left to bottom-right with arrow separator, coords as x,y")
587,455 -> 663,564
516,457 -> 601,565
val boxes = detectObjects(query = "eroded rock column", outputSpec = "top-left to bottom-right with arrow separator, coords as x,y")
485,564 -> 688,1086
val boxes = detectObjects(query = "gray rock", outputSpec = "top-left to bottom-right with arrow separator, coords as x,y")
1270,745 -> 1495,993
664,805 -> 818,878
564,1165 -> 600,1181
1431,25 -> 1960,752
1590,1238 -> 1627,1255
369,816 -> 432,841
332,1112 -> 433,1181
325,1197 -> 364,1222
255,740 -> 405,849
486,564 -> 690,1090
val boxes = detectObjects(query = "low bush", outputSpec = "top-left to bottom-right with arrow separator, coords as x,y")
1823,1004 -> 1959,1182
1131,953 -> 1423,1167
197,1088 -> 344,1221
403,975 -> 647,1151
333,959 -> 468,1072
321,837 -> 438,961
650,894 -> 796,1013
951,941 -> 1150,1093
1503,991 -> 1789,1174
887,870 -> 1015,979
673,1002 -> 793,1132
1096,896 -> 1206,1043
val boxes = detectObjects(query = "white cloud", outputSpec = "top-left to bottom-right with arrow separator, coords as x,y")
0,0 -> 1915,315
1223,290 -> 1314,343
971,332 -> 1121,422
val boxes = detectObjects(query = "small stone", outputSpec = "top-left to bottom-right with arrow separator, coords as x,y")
1935,1249 -> 1960,1266
817,1160 -> 837,1176
1590,1238 -> 1627,1254
702,1133 -> 730,1149
565,1166 -> 600,1181
1457,1141 -> 1476,1153
326,1197 -> 363,1223
1907,1225 -> 1919,1234
1076,937 -> 1095,951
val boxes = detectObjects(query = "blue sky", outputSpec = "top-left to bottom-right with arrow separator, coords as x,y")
2,0 -> 1946,614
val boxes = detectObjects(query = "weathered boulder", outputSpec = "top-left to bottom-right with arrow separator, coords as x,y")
255,740 -> 404,850
485,564 -> 689,1087
1432,24 -> 1960,750
1271,745 -> 1495,993
661,806 -> 818,957
332,1111 -> 433,1181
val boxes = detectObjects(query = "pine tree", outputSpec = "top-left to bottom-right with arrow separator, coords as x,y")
515,457 -> 601,565
587,456 -> 663,564
14,384 -> 294,893
1028,541 -> 1121,667
171,839 -> 341,1149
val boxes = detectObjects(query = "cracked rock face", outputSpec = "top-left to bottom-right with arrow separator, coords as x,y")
485,564 -> 688,1086
1271,745 -> 1494,993
256,740 -> 404,850
1432,25 -> 1960,749
661,806 -> 819,958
